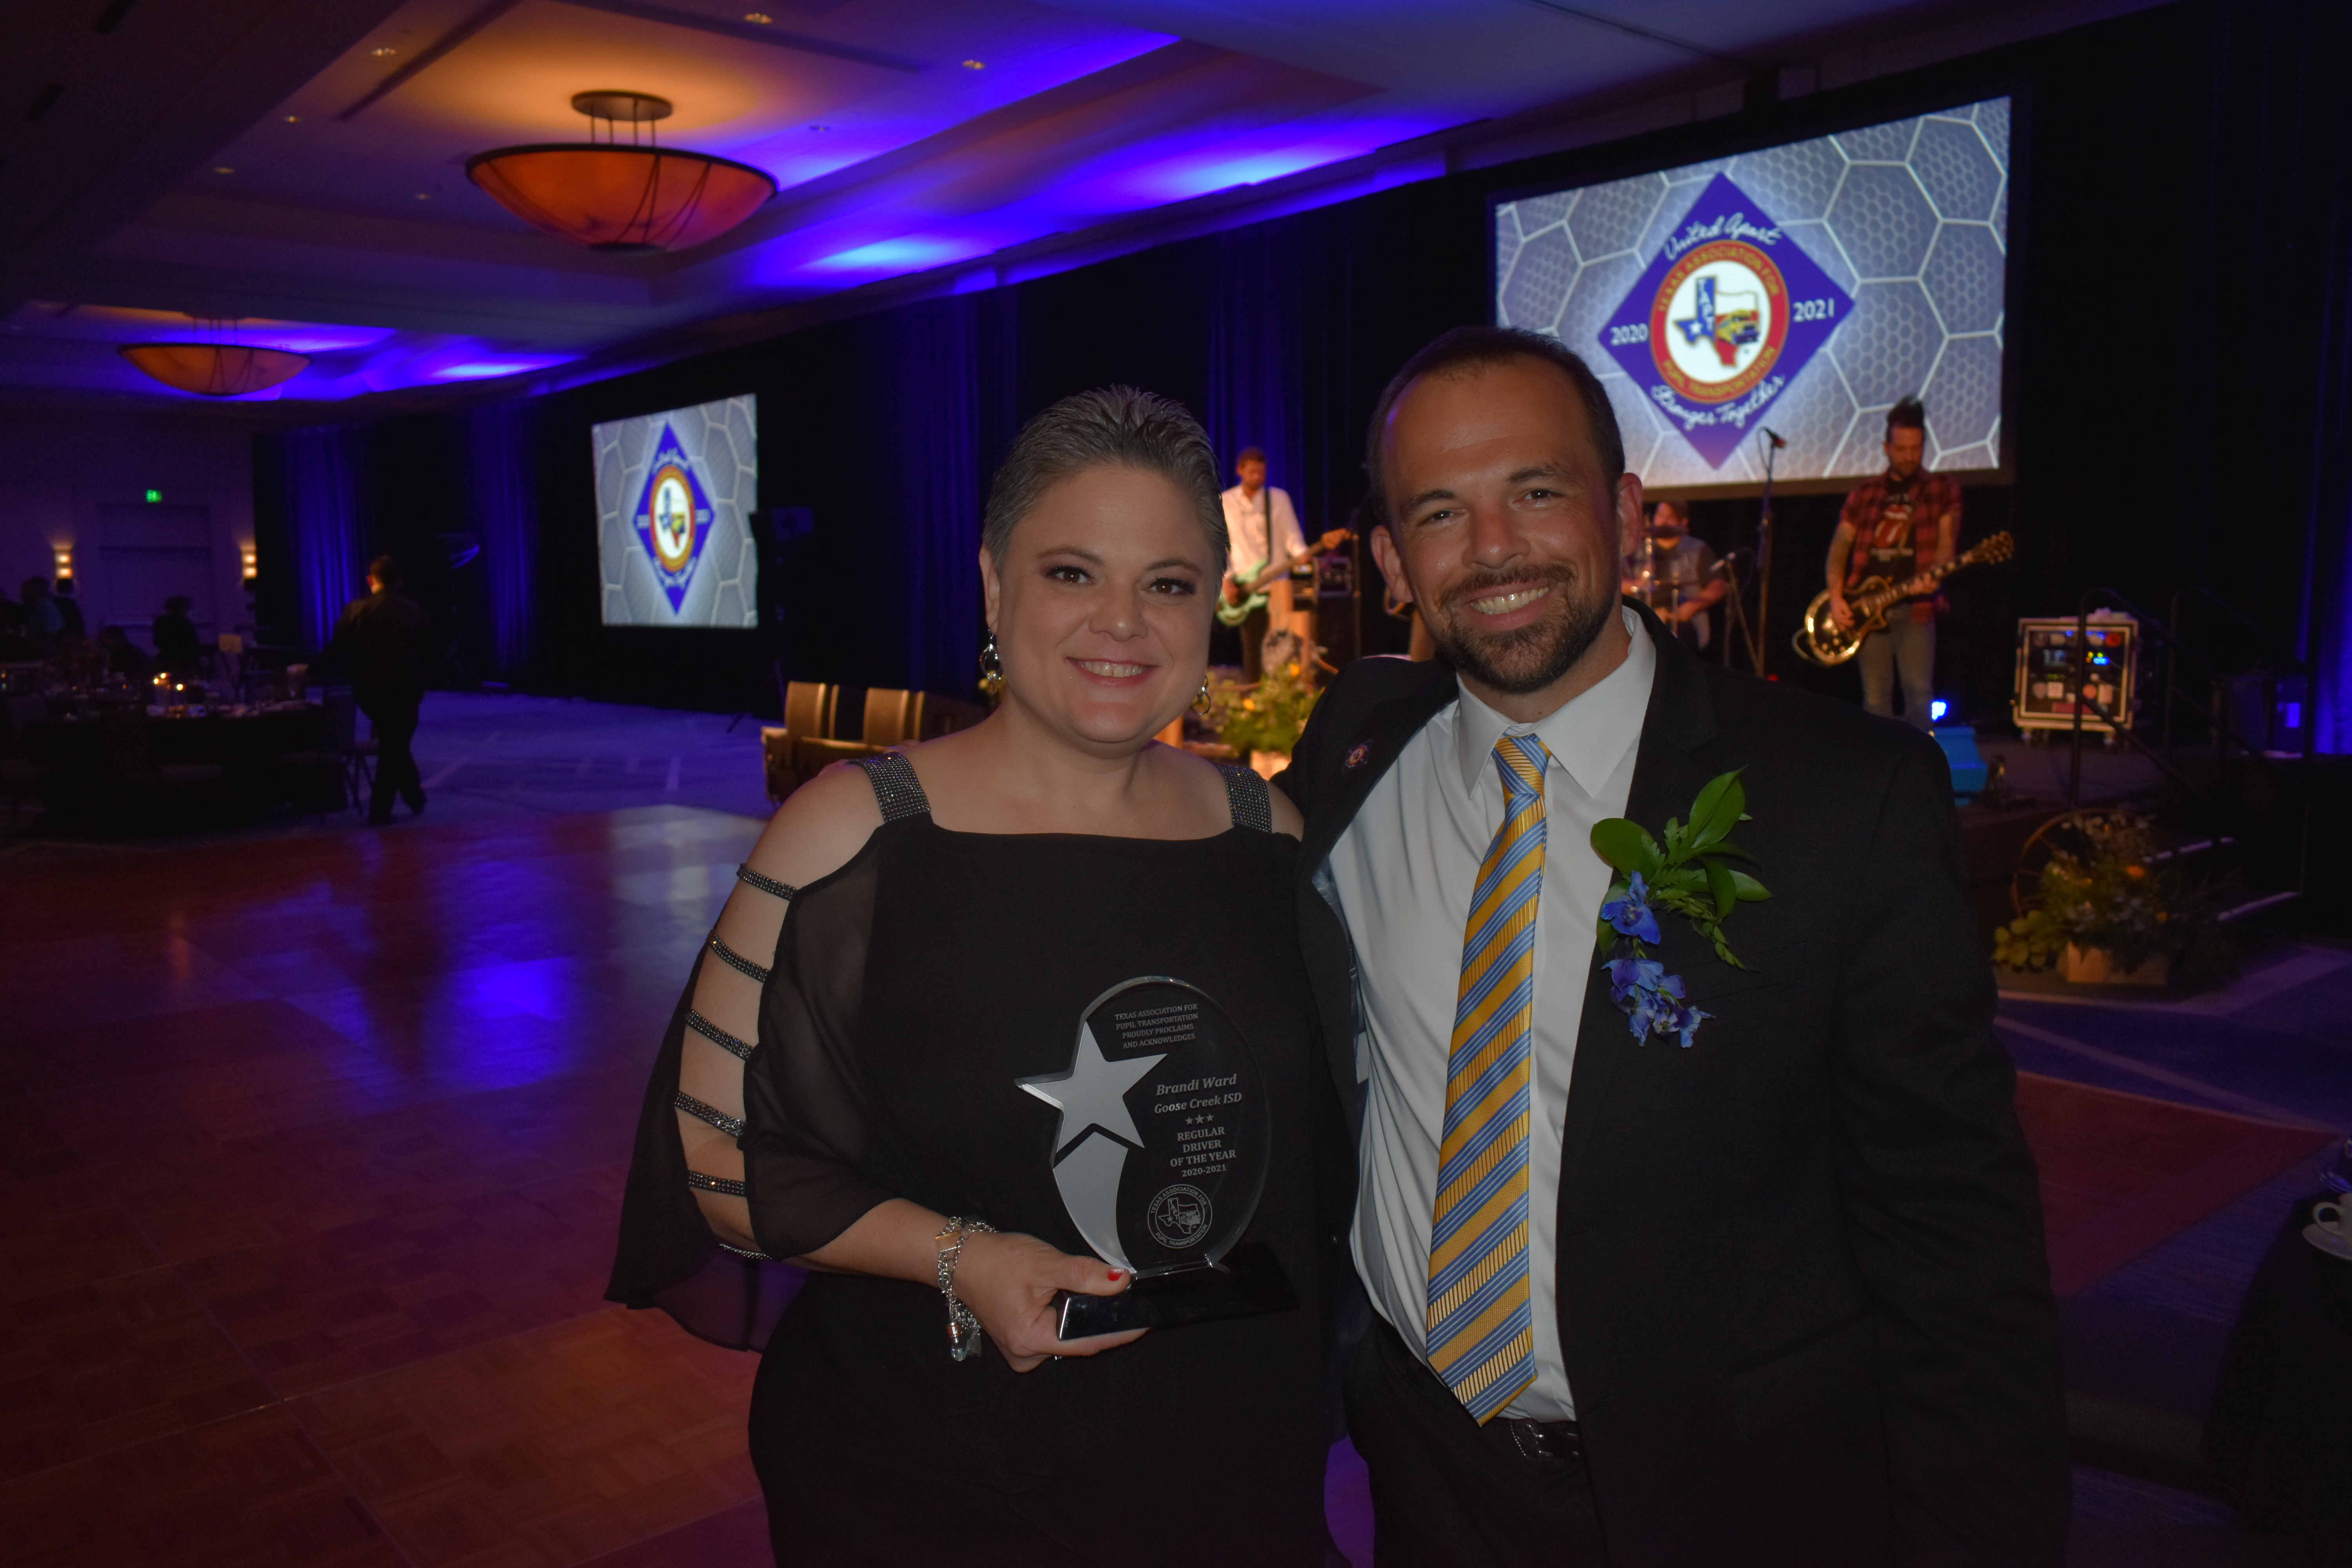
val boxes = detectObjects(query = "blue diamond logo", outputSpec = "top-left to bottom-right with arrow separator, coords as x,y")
1599,173 -> 1853,469
632,423 -> 715,613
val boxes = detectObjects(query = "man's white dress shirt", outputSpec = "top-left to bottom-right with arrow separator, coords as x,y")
1220,483 -> 1305,579
1329,609 -> 1656,1421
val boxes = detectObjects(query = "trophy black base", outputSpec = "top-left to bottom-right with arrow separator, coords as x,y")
1055,1242 -> 1298,1339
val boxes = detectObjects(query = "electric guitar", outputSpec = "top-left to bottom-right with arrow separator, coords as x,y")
1792,531 -> 2014,666
1216,527 -> 1354,627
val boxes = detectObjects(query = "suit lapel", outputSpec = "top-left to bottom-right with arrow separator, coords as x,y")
1556,607 -> 1719,1201
1298,668 -> 1457,874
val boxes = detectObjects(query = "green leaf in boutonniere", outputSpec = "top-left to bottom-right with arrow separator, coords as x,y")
1591,769 -> 1773,1046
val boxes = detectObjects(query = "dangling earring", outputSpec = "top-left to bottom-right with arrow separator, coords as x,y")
1192,677 -> 1212,716
978,628 -> 1005,701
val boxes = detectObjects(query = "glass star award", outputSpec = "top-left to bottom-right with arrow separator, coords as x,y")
1017,976 -> 1297,1338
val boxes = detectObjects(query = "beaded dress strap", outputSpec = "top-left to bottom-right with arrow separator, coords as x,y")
707,935 -> 770,984
1218,764 -> 1273,833
854,750 -> 932,822
734,863 -> 795,900
685,1009 -> 755,1061
675,1091 -> 745,1138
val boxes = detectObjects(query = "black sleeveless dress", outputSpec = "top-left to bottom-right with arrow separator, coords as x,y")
611,755 -> 1331,1567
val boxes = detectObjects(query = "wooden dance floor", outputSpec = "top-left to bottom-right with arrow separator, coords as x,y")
0,808 -> 775,1568
2,797 -> 2324,1566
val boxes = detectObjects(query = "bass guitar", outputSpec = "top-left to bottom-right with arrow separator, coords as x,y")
1217,527 -> 1354,628
1792,530 -> 2014,666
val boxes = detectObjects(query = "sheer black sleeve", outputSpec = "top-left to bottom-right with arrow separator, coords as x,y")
605,860 -> 810,1350
740,842 -> 898,1260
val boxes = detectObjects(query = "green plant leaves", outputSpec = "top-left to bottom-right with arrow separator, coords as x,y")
1590,818 -> 1661,877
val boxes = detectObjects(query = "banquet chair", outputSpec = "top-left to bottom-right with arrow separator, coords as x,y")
911,691 -> 986,739
760,726 -> 794,806
786,735 -> 886,798
782,681 -> 838,740
100,708 -> 227,836
271,691 -> 362,818
862,688 -> 915,748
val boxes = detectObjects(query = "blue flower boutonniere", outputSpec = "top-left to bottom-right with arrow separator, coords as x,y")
1591,769 -> 1772,1047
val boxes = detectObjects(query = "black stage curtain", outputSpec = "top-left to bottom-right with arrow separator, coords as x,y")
251,0 -> 2351,739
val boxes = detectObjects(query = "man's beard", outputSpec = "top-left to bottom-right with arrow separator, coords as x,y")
1424,561 -> 1617,696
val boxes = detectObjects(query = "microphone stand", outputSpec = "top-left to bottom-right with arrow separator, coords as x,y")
1747,430 -> 1782,677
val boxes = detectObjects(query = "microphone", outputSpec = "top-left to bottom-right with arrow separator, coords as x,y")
1762,427 -> 1788,449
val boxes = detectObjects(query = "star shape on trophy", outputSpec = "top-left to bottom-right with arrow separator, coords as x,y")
1018,1023 -> 1165,1161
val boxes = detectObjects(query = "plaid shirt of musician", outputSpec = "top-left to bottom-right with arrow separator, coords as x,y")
1838,470 -> 1964,622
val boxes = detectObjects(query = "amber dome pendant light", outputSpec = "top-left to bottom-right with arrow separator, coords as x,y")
467,91 -> 775,253
119,319 -> 311,397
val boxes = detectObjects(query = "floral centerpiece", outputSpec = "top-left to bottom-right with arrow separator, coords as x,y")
1992,810 -> 2234,987
1201,656 -> 1321,764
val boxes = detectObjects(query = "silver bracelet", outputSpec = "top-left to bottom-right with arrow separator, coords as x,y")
934,1215 -> 997,1362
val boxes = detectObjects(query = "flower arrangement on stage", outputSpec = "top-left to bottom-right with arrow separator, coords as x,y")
1201,657 -> 1321,760
1993,811 -> 2234,987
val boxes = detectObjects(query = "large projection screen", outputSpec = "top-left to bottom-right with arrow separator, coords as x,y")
593,394 -> 759,627
1494,98 -> 2010,488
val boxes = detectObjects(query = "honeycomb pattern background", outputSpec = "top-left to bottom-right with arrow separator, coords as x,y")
1495,98 -> 2009,486
595,395 -> 760,628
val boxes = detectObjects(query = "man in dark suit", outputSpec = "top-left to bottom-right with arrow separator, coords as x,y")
1276,327 -> 2065,1565
318,555 -> 434,825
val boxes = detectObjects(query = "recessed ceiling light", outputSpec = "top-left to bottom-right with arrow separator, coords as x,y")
212,166 -> 234,174
283,114 -> 301,123
961,59 -> 985,70
744,10 -> 771,21
415,192 -> 431,200
371,45 -> 397,57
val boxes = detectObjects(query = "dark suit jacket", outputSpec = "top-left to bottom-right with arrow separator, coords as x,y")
1276,603 -> 2068,1566
317,590 -> 434,708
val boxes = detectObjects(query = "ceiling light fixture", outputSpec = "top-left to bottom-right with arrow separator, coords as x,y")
118,318 -> 310,398
744,11 -> 771,21
466,91 -> 775,253
961,59 -> 985,69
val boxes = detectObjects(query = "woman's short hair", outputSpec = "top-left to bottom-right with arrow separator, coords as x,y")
981,387 -> 1226,566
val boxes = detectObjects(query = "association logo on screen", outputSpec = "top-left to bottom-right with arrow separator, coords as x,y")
1599,174 -> 1852,469
634,425 -> 715,612
1494,98 -> 2011,486
592,395 -> 758,629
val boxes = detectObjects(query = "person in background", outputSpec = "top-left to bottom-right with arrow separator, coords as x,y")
50,578 -> 86,642
316,555 -> 434,825
1824,397 -> 1960,728
1621,500 -> 1726,653
152,594 -> 203,678
98,625 -> 151,681
19,578 -> 64,659
1219,445 -> 1309,679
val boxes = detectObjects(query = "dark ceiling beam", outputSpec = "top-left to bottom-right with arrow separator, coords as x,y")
547,0 -> 922,74
0,0 -> 409,277
1509,0 -> 1761,70
335,0 -> 519,122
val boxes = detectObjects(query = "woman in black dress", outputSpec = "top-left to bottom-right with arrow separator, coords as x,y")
610,388 -> 1337,1565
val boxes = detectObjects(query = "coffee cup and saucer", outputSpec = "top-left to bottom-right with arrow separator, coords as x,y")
2303,1198 -> 2352,1262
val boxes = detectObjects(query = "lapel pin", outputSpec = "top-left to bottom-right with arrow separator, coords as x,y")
1343,742 -> 1370,770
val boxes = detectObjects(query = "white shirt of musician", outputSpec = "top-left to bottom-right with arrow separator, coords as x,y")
1220,483 -> 1306,578
1330,608 -> 1655,1421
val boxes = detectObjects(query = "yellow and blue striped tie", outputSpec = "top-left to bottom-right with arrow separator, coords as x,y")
1426,732 -> 1549,1423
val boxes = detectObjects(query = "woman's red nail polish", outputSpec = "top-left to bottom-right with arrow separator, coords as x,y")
1107,1268 -> 1125,1279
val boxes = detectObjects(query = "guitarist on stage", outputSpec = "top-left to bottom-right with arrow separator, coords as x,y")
1220,446 -> 1309,679
1824,396 -> 1961,728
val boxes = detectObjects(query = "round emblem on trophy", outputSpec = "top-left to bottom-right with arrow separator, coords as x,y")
1146,1184 -> 1214,1249
1015,976 -> 1272,1278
